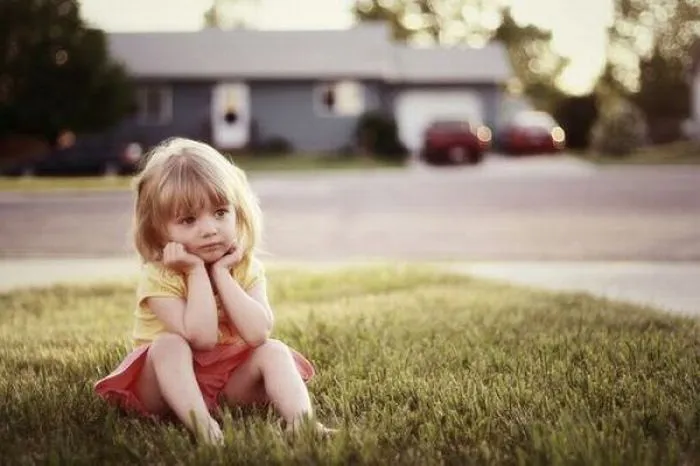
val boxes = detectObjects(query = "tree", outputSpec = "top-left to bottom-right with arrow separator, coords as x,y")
633,46 -> 690,142
203,0 -> 259,29
0,0 -> 135,145
601,0 -> 700,142
493,10 -> 569,113
354,0 -> 504,45
352,0 -> 569,111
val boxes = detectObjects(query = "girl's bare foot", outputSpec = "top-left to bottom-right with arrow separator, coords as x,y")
313,422 -> 338,438
283,418 -> 338,438
196,417 -> 224,445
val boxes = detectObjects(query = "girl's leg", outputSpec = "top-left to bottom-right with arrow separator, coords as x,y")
222,339 -> 312,426
134,333 -> 222,444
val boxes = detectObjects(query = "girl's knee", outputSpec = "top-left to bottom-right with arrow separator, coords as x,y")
257,339 -> 293,361
149,333 -> 191,361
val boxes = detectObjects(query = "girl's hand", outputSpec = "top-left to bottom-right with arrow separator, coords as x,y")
162,242 -> 204,275
211,244 -> 244,271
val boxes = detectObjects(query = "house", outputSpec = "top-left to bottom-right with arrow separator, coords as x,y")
106,22 -> 513,153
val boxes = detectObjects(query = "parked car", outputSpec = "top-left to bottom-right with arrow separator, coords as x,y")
420,119 -> 492,165
498,111 -> 566,155
0,134 -> 143,177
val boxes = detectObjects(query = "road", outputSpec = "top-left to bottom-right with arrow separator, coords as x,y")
1,155 -> 699,262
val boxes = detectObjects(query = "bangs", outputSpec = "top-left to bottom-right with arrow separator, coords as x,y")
155,157 -> 233,220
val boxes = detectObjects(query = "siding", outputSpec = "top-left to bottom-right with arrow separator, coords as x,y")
110,81 -> 212,148
250,80 -> 383,153
106,80 -> 504,152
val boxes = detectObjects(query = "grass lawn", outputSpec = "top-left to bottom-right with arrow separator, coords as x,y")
1,266 -> 699,465
0,154 -> 404,193
575,141 -> 700,165
0,175 -> 135,192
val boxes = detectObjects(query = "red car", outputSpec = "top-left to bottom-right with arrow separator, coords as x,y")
420,119 -> 492,165
499,111 -> 566,155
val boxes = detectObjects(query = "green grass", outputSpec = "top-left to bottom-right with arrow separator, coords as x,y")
0,154 -> 403,193
575,141 -> 700,165
1,265 -> 699,465
0,175 -> 135,192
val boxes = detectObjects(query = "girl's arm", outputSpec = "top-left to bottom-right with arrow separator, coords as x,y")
209,264 -> 273,347
146,265 -> 219,350
147,244 -> 219,350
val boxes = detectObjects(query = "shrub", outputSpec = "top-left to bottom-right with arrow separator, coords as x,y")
255,136 -> 293,155
354,111 -> 409,163
590,100 -> 649,157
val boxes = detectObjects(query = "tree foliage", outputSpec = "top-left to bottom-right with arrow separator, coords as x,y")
601,0 -> 700,141
203,0 -> 259,29
353,0 -> 569,111
493,10 -> 568,113
0,0 -> 135,144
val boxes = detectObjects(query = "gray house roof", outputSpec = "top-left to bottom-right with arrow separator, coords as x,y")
108,23 -> 512,83
392,45 -> 511,83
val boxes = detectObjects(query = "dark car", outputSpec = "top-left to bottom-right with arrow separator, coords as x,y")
420,119 -> 492,165
498,111 -> 566,155
0,135 -> 143,177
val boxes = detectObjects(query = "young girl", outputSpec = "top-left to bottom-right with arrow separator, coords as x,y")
95,137 -> 331,443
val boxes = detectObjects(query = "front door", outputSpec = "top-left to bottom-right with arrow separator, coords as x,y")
211,82 -> 250,149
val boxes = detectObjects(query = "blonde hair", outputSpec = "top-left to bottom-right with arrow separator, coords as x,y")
132,137 -> 262,265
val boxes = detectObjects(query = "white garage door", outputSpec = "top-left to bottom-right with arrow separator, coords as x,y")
394,90 -> 484,152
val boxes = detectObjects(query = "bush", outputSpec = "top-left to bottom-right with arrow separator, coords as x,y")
255,136 -> 293,155
590,100 -> 649,157
354,111 -> 409,163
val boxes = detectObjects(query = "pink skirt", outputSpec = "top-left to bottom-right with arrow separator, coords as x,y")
94,342 -> 315,417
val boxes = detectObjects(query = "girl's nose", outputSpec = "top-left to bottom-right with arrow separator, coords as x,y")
200,217 -> 218,236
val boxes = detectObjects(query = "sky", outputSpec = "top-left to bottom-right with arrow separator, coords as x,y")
79,0 -> 614,95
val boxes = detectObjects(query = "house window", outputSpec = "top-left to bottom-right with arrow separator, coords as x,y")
137,85 -> 173,124
314,80 -> 364,117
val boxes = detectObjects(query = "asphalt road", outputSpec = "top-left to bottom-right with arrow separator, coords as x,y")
1,155 -> 699,262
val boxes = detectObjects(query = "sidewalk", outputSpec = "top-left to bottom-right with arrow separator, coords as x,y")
1,258 -> 698,317
447,262 -> 700,317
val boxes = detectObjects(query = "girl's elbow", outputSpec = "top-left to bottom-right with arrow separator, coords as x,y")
188,332 -> 218,351
190,340 -> 216,351
245,328 -> 272,348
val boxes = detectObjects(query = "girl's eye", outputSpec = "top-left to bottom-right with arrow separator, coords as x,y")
215,209 -> 228,218
180,216 -> 196,225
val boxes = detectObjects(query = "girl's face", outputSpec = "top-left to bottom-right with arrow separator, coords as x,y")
165,201 -> 238,263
